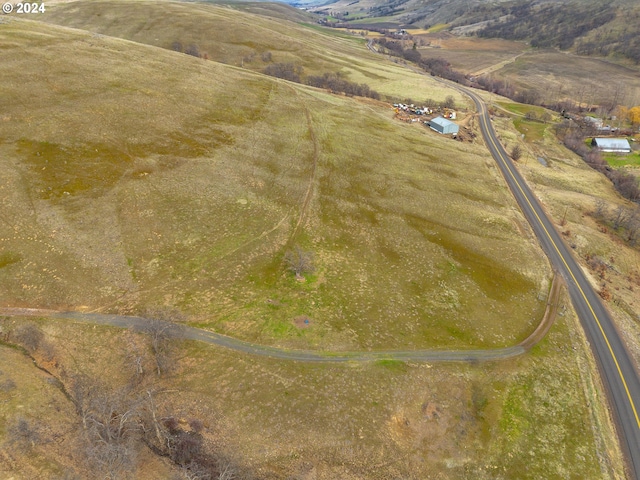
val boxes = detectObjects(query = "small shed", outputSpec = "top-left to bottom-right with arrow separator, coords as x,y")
591,138 -> 631,153
428,116 -> 459,135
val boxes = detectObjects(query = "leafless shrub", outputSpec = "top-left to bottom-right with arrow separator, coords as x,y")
141,394 -> 244,480
6,416 -> 41,448
138,308 -> 185,376
593,198 -> 608,219
443,95 -> 456,109
124,330 -> 149,382
260,51 -> 272,62
189,418 -> 204,434
141,320 -> 180,376
185,44 -> 201,58
612,205 -> 629,230
12,323 -> 43,352
0,378 -> 16,392
623,210 -> 640,246
263,63 -> 303,83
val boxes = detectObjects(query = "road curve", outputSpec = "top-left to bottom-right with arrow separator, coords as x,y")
458,85 -> 640,479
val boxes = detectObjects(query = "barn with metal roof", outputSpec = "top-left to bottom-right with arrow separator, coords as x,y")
591,138 -> 631,153
428,116 -> 459,135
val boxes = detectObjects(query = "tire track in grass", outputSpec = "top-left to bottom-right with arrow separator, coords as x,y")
286,86 -> 319,244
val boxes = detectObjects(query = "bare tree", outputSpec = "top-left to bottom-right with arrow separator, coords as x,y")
443,95 -> 455,109
137,308 -> 184,376
124,331 -> 147,381
594,198 -> 608,219
70,376 -> 142,479
623,210 -> 640,246
138,319 -> 180,376
284,246 -> 315,280
612,205 -> 629,230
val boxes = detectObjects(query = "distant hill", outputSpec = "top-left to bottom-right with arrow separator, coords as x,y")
38,0 -> 450,100
309,0 -> 640,64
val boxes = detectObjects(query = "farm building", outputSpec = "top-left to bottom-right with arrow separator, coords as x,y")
428,116 -> 459,135
591,138 -> 631,153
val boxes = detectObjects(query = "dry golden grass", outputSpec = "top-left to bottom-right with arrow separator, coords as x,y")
497,51 -> 640,107
38,0 -> 464,104
417,35 -> 528,75
0,7 -> 629,480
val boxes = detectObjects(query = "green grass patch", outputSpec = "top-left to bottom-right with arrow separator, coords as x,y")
498,101 -> 547,117
374,358 -> 407,371
603,151 -> 640,167
513,117 -> 548,142
427,23 -> 450,33
0,252 -> 21,269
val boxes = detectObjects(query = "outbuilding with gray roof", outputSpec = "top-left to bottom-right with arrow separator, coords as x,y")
428,116 -> 459,135
591,138 -> 631,153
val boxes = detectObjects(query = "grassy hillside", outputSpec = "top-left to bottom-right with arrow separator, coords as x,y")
38,0 -> 464,103
0,16 -> 549,351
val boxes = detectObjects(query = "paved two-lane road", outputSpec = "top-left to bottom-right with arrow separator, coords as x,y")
460,86 -> 640,479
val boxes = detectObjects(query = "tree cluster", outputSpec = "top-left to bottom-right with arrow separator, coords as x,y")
306,72 -> 381,99
576,15 -> 640,65
373,38 -> 468,85
593,199 -> 640,247
262,64 -> 381,100
263,62 -> 303,83
477,3 -> 615,51
417,57 -> 468,85
366,0 -> 409,18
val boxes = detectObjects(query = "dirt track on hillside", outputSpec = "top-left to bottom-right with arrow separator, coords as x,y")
0,274 -> 561,363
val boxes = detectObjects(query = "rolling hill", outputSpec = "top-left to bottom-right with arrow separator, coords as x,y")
308,0 -> 640,65
37,0 -> 461,102
0,4 -> 625,480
